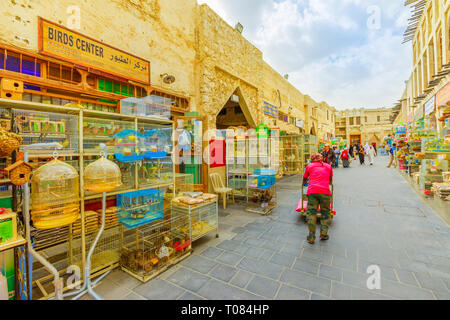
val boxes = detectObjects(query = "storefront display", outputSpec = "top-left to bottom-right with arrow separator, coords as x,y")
279,135 -> 304,175
172,196 -> 219,242
120,212 -> 192,283
31,159 -> 80,230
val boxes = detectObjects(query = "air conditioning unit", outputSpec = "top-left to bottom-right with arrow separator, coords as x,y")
231,95 -> 239,103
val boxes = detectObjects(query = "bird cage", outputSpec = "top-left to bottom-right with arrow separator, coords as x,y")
83,117 -> 133,154
84,156 -> 122,193
142,129 -> 171,159
117,189 -> 164,229
71,226 -> 121,273
13,109 -> 78,155
31,159 -> 80,230
171,199 -> 218,242
113,129 -> 145,163
138,95 -> 171,119
120,212 -> 191,282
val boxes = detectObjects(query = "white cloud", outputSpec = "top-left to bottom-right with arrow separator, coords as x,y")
198,0 -> 412,109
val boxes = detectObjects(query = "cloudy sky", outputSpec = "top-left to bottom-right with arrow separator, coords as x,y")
198,0 -> 413,110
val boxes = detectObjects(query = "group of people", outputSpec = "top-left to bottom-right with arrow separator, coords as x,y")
320,142 -> 378,168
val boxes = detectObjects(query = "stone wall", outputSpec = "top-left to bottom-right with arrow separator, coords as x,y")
196,4 -> 264,131
1,0 -> 198,106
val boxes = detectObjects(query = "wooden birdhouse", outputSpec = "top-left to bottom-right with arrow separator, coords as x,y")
5,160 -> 35,186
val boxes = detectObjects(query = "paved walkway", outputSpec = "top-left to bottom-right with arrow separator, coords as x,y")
92,156 -> 450,300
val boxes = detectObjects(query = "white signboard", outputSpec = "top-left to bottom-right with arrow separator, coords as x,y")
295,119 -> 304,128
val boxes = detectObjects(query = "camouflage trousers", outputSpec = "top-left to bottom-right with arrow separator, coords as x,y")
306,194 -> 332,240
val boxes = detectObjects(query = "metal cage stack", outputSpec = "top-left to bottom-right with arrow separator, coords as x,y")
119,212 -> 192,283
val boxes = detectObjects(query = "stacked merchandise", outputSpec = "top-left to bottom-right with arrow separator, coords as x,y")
31,226 -> 69,250
72,211 -> 98,236
431,182 -> 450,200
98,206 -> 119,228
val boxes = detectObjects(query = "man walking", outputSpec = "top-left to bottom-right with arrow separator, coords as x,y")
302,153 -> 333,244
387,143 -> 397,168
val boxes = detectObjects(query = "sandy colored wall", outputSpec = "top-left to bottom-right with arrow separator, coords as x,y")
0,0 -> 198,107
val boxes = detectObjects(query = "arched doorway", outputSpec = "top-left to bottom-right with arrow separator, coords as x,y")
215,88 -> 256,130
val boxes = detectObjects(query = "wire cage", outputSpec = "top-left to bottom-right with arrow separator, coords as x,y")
113,129 -> 145,163
165,173 -> 194,200
117,189 -> 164,229
83,117 -> 134,154
31,159 -> 80,230
139,155 -> 173,188
171,200 -> 218,242
121,95 -> 171,119
84,156 -> 122,193
246,185 -> 277,216
120,213 -> 191,282
70,226 -> 121,273
84,157 -> 135,196
13,109 -> 78,155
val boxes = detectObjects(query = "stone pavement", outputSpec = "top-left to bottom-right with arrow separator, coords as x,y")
90,156 -> 450,300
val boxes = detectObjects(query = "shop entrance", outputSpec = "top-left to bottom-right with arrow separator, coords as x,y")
215,89 -> 255,130
350,134 -> 361,145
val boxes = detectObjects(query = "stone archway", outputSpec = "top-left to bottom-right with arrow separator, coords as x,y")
200,67 -> 259,130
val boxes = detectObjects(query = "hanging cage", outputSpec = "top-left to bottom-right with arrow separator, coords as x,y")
84,156 -> 122,193
31,159 -> 80,229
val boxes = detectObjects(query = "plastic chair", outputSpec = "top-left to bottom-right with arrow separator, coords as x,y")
210,173 -> 234,209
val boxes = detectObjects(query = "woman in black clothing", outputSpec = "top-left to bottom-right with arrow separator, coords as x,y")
349,145 -> 354,159
358,146 -> 365,165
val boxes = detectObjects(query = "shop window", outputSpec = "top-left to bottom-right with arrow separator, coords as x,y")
0,51 -> 41,91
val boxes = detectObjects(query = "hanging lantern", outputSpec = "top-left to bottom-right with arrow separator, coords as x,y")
31,159 -> 80,229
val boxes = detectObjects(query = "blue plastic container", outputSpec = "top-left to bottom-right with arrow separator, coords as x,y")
117,189 -> 164,229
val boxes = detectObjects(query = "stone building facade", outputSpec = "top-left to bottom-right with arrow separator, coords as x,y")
0,0 -> 396,185
335,108 -> 397,146
395,0 -> 450,128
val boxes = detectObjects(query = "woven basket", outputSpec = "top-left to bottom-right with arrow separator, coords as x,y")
0,129 -> 22,157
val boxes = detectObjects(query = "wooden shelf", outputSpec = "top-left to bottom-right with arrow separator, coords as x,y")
0,236 -> 26,252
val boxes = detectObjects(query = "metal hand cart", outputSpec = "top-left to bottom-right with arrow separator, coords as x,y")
297,183 -> 336,220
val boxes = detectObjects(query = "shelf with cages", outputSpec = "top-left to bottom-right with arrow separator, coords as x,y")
0,97 -> 177,298
119,212 -> 192,283
83,156 -> 135,198
70,225 -> 121,274
82,117 -> 135,155
303,135 -> 318,164
165,173 -> 194,201
13,108 -> 79,156
137,122 -> 174,188
171,199 -> 219,242
280,135 -> 304,175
